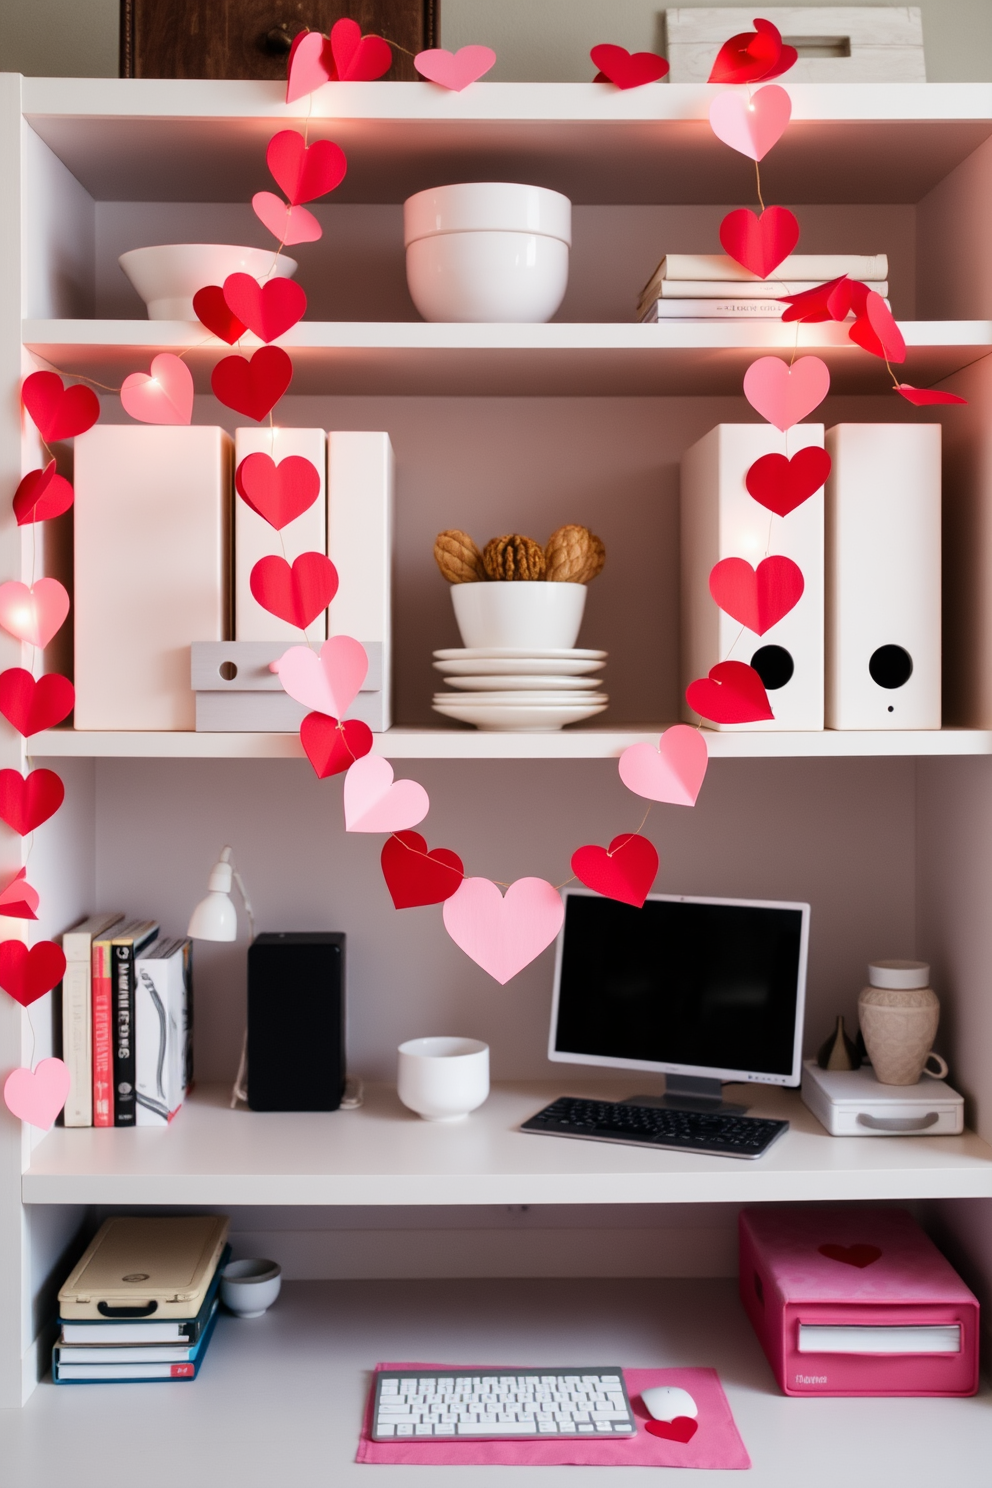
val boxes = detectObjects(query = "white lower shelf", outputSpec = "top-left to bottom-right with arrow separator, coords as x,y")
23,1082 -> 992,1207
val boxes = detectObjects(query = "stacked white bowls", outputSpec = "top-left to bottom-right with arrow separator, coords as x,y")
119,245 -> 298,320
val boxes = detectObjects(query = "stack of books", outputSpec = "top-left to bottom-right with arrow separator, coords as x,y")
61,913 -> 193,1130
637,253 -> 889,322
54,1215 -> 230,1384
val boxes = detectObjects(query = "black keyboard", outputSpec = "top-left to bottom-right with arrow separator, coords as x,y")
521,1096 -> 788,1159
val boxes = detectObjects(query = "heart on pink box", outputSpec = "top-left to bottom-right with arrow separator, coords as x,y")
3,1057 -> 70,1130
0,578 -> 70,649
709,84 -> 792,162
743,355 -> 830,431
415,45 -> 496,90
343,755 -> 430,834
252,192 -> 323,246
442,876 -> 564,985
120,353 -> 194,425
273,636 -> 368,717
618,725 -> 709,807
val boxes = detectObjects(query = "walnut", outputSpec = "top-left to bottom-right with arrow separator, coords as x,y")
545,525 -> 606,584
433,529 -> 487,583
482,534 -> 547,581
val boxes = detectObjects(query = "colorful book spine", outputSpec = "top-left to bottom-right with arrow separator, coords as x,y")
91,936 -> 116,1128
62,913 -> 123,1128
112,923 -> 159,1128
135,937 -> 193,1126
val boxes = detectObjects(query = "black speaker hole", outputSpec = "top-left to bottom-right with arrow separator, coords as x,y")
869,645 -> 913,690
750,645 -> 794,690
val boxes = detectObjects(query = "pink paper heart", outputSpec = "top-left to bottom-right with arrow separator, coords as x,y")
273,636 -> 368,717
343,755 -> 430,834
252,192 -> 322,246
0,579 -> 70,649
0,867 -> 39,920
743,355 -> 830,431
709,83 -> 792,161
618,725 -> 709,807
120,353 -> 193,425
3,1057 -> 70,1129
286,29 -> 335,104
442,877 -> 564,985
414,45 -> 496,90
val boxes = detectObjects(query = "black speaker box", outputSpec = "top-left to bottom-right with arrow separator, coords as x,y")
247,932 -> 345,1111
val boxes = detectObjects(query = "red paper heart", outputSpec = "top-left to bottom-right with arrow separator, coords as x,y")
0,669 -> 74,736
300,712 -> 373,778
571,833 -> 659,909
719,206 -> 799,280
381,830 -> 465,909
895,384 -> 967,406
0,767 -> 65,835
211,346 -> 293,421
590,44 -> 669,88
645,1416 -> 698,1444
222,275 -> 307,343
686,661 -> 774,724
0,939 -> 66,1008
745,447 -> 831,517
266,129 -> 347,205
849,290 -> 906,364
250,553 -> 338,629
709,556 -> 804,635
709,19 -> 797,84
13,463 -> 74,525
818,1243 -> 882,1269
236,453 -> 321,530
193,285 -> 248,344
21,372 -> 99,443
330,17 -> 392,80
780,275 -> 854,324
286,29 -> 336,104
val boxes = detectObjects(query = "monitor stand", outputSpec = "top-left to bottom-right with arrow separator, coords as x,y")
622,1075 -> 748,1116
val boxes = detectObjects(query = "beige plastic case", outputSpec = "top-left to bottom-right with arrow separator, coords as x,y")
59,1215 -> 229,1320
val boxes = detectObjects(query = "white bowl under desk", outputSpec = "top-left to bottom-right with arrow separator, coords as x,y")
22,1081 -> 992,1207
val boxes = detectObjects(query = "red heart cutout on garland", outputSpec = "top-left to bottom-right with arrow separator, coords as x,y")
895,384 -> 967,406
849,290 -> 906,364
286,29 -> 336,104
222,275 -> 307,343
250,553 -> 338,629
780,275 -> 853,324
300,712 -> 373,778
12,463 -> 74,525
719,205 -> 799,280
645,1416 -> 698,1443
330,17 -> 392,80
709,555 -> 804,635
0,768 -> 65,835
236,453 -> 321,530
709,19 -> 797,84
746,447 -> 831,517
686,661 -> 774,724
211,346 -> 293,421
21,372 -> 99,443
266,129 -> 347,205
0,669 -> 74,736
590,44 -> 669,88
571,833 -> 659,908
381,830 -> 465,909
193,285 -> 248,344
0,940 -> 67,1007
818,1243 -> 882,1269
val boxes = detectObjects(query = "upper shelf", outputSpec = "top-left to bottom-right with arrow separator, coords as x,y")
19,79 -> 992,205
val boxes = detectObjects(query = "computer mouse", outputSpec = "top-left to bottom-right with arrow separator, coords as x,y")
640,1385 -> 698,1422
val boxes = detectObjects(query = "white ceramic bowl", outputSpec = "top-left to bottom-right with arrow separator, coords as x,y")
397,1036 -> 490,1121
220,1258 -> 282,1318
119,244 -> 299,320
451,582 -> 587,650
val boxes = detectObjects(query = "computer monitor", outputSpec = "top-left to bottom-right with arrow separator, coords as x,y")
549,889 -> 810,1108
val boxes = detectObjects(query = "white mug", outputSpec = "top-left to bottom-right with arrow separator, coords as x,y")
397,1036 -> 490,1121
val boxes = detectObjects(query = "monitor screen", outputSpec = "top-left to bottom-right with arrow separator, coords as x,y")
549,890 -> 809,1086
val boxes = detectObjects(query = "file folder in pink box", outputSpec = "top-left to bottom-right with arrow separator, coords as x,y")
739,1206 -> 978,1397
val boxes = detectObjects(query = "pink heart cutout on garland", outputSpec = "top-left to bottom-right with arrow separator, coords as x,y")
0,939 -> 67,1008
686,661 -> 774,725
571,834 -> 659,908
719,205 -> 799,279
708,555 -> 805,635
236,452 -> 321,530
252,192 -> 323,245
442,876 -> 564,985
0,578 -> 70,649
415,45 -> 496,90
12,463 -> 74,525
300,713 -> 373,778
286,29 -> 335,104
743,355 -> 830,431
120,353 -> 193,425
267,130 -> 347,204
709,84 -> 792,161
0,868 -> 39,920
250,553 -> 339,629
273,636 -> 368,716
3,1057 -> 71,1129
618,725 -> 709,807
343,754 -> 430,833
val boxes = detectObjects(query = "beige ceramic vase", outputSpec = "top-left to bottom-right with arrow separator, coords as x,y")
858,960 -> 947,1086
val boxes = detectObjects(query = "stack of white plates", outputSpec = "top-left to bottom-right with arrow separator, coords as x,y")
432,648 -> 608,730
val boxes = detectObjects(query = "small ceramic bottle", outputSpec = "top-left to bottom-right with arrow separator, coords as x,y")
858,960 -> 948,1086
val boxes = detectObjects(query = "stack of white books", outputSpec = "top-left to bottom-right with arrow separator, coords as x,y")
637,253 -> 889,322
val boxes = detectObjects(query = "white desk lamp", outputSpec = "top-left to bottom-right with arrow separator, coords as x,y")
187,846 -> 255,1108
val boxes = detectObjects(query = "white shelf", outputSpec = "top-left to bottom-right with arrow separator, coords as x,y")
23,1082 -> 992,1207
24,319 -> 992,396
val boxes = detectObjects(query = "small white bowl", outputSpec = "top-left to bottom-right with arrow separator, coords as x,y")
220,1258 -> 282,1318
119,244 -> 299,320
451,581 -> 587,650
397,1036 -> 490,1121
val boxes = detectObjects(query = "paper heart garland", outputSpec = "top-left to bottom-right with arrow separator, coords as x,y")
252,192 -> 323,246
0,578 -> 70,649
267,130 -> 347,204
300,713 -> 373,778
0,669 -> 74,735
571,834 -> 659,908
330,17 -> 392,81
686,661 -> 774,724
343,754 -> 430,833
13,463 -> 74,525
286,29 -> 335,103
0,868 -> 39,920
273,635 -> 366,716
590,44 -> 669,88
211,346 -> 293,421
849,290 -> 906,363
745,446 -> 831,516
780,275 -> 856,324
415,45 -> 497,90
709,18 -> 797,84
223,275 -> 307,343
818,1243 -> 882,1269
645,1417 -> 699,1444
0,767 -> 65,835
0,939 -> 67,1007
709,85 -> 792,163
895,384 -> 967,406
251,553 -> 339,630
618,725 -> 709,807
381,830 -> 464,908
743,355 -> 830,431
236,452 -> 321,530
120,353 -> 194,425
709,555 -> 805,635
21,371 -> 100,443
442,876 -> 564,985
3,1057 -> 70,1129
193,285 -> 247,344
719,206 -> 799,279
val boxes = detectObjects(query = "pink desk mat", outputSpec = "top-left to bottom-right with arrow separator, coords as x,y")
356,1363 -> 751,1470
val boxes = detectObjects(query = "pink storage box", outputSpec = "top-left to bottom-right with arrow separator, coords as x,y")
739,1206 -> 978,1397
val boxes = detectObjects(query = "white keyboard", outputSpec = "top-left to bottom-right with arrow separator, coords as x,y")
371,1367 -> 636,1440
